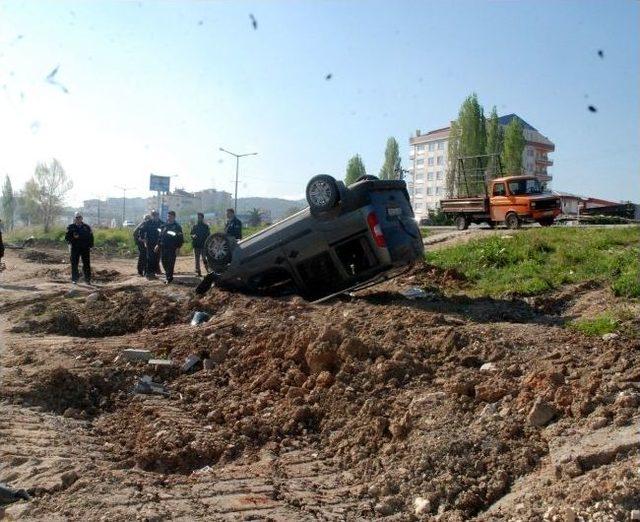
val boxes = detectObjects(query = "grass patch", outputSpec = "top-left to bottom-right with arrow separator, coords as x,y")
568,313 -> 619,337
426,226 -> 640,298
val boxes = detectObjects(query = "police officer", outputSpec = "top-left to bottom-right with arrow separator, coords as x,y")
190,212 -> 210,276
156,210 -> 183,284
141,210 -> 163,280
65,212 -> 94,284
133,214 -> 150,276
224,208 -> 242,240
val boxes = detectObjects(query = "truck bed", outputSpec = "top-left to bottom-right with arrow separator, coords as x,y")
440,196 -> 489,214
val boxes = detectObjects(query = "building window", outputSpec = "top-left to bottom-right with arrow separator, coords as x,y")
436,171 -> 443,180
414,172 -> 424,180
437,140 -> 444,150
426,187 -> 433,196
435,187 -> 442,195
428,142 -> 435,151
416,158 -> 424,165
427,172 -> 434,181
436,156 -> 443,165
414,192 -> 423,198
416,144 -> 425,152
427,157 -> 434,166
528,148 -> 534,156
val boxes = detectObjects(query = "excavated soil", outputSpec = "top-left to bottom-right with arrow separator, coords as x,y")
19,249 -> 67,264
1,246 -> 639,521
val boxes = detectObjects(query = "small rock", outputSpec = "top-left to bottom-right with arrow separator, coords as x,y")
601,332 -> 619,341
90,359 -> 103,368
315,371 -> 335,388
148,358 -> 173,367
630,509 -> 640,520
480,362 -> 498,372
614,391 -> 639,409
589,416 -> 609,430
85,292 -> 102,305
480,403 -> 498,417
374,500 -> 397,516
60,470 -> 79,488
181,354 -> 201,373
203,358 -> 214,370
119,349 -> 152,362
190,311 -> 211,326
414,497 -> 430,515
65,288 -> 81,298
527,398 -> 557,427
564,506 -> 577,522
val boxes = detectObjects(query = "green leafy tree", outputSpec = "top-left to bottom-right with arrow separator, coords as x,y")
247,208 -> 262,227
1,175 -> 16,230
485,106 -> 503,177
345,154 -> 367,185
501,117 -> 526,174
379,137 -> 402,180
447,93 -> 486,196
24,159 -> 73,232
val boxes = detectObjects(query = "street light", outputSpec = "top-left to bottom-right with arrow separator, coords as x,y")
219,147 -> 258,213
114,185 -> 133,226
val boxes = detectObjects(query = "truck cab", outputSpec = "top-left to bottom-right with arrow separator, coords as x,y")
489,176 -> 561,228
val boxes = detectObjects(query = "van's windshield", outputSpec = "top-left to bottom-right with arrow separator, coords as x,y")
508,179 -> 545,195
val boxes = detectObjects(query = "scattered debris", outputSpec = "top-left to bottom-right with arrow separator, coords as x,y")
414,496 -> 430,515
148,358 -> 173,367
203,358 -> 214,370
190,311 -> 211,326
181,354 -> 201,373
601,332 -> 619,341
527,397 -> 557,427
400,287 -> 427,299
0,483 -> 31,504
133,375 -> 168,396
480,362 -> 498,372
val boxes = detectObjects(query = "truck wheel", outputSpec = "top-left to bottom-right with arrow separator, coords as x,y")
505,212 -> 521,230
204,233 -> 233,268
538,218 -> 554,227
455,215 -> 469,231
306,175 -> 339,212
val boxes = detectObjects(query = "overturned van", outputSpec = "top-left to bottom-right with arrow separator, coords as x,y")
196,174 -> 424,301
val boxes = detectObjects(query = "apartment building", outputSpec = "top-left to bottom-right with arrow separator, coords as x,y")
408,114 -> 555,220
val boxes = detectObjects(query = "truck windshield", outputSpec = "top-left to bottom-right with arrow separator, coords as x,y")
508,179 -> 544,195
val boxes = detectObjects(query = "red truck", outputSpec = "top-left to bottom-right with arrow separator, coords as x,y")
440,175 -> 562,230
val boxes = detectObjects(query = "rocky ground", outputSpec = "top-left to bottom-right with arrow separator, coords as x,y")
0,242 -> 639,521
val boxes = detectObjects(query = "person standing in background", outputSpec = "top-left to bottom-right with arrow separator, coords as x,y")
156,210 -> 183,284
141,210 -> 163,280
65,212 -> 94,284
190,212 -> 210,276
224,208 -> 242,240
133,215 -> 150,276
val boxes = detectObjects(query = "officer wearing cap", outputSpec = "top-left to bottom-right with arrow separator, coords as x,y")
64,212 -> 94,284
141,210 -> 164,280
133,214 -> 150,276
156,210 -> 183,284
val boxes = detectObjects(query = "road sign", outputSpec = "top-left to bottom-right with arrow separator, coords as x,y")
149,174 -> 170,192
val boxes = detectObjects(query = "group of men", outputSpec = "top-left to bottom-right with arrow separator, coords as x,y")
130,208 -> 243,284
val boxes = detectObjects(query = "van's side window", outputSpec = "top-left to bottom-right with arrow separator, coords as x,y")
493,183 -> 506,196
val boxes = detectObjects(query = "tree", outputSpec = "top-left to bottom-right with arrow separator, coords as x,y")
284,206 -> 302,218
447,93 -> 486,196
247,208 -> 262,227
379,137 -> 402,180
485,106 -> 503,177
1,175 -> 15,230
24,159 -> 73,232
501,117 -> 526,175
345,154 -> 367,186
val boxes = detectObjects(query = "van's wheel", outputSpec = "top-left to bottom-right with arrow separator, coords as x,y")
455,215 -> 469,231
306,175 -> 340,212
204,233 -> 233,268
505,212 -> 521,230
538,218 -> 554,227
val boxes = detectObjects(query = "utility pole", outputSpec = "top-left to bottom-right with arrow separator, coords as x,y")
114,185 -> 132,226
219,148 -> 258,213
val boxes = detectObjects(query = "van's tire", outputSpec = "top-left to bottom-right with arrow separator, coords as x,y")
455,215 -> 469,231
505,212 -> 521,230
204,233 -> 234,268
306,175 -> 340,212
538,218 -> 554,227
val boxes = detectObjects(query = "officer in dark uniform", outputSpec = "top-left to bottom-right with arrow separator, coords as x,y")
190,212 -> 210,276
156,210 -> 183,284
224,208 -> 242,240
64,212 -> 94,284
133,214 -> 150,276
141,210 -> 163,280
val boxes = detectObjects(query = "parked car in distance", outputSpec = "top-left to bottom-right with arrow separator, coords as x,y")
122,220 -> 136,228
440,175 -> 562,230
197,174 -> 424,301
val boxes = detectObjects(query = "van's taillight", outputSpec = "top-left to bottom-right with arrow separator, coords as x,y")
367,212 -> 387,248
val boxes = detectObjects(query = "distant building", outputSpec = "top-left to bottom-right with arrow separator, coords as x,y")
408,114 -> 555,220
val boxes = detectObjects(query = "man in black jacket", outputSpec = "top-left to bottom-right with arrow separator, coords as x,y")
65,213 -> 94,284
141,210 -> 163,280
133,215 -> 150,276
156,210 -> 183,284
190,212 -> 210,276
224,208 -> 242,240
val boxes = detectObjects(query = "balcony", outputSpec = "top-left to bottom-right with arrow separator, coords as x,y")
535,157 -> 553,166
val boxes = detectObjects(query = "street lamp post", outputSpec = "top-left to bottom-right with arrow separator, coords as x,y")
115,185 -> 133,226
219,147 -> 258,213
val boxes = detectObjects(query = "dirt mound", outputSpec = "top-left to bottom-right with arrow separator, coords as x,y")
11,287 -> 195,337
14,367 -> 132,416
92,269 -> 121,283
20,249 -> 67,264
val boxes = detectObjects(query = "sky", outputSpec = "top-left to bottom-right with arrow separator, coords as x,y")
0,0 -> 638,206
